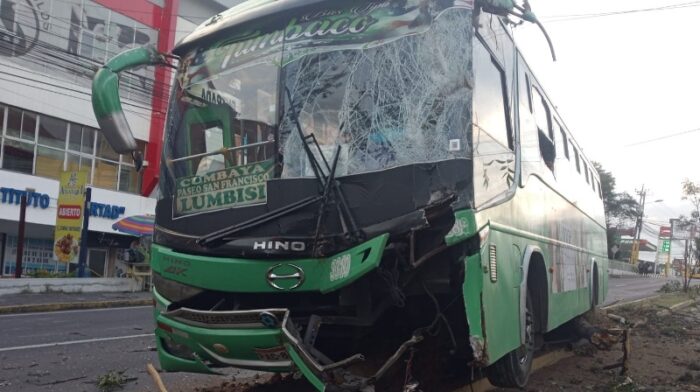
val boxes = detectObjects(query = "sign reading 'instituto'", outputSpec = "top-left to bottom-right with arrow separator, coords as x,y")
175,161 -> 273,215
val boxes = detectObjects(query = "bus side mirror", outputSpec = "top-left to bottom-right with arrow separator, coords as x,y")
92,45 -> 170,171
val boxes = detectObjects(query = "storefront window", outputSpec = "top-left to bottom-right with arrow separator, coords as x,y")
21,112 -> 37,142
35,146 -> 65,179
66,153 -> 93,182
2,139 -> 34,174
6,107 -> 22,139
119,165 -> 140,193
94,159 -> 119,190
39,115 -> 68,149
81,127 -> 95,154
96,133 -> 120,161
68,123 -> 82,151
2,104 -> 145,194
2,237 -> 68,276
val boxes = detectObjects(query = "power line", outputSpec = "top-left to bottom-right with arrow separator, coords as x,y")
625,127 -> 700,147
541,1 -> 700,23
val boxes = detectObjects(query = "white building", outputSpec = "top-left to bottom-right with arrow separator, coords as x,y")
0,0 -> 243,277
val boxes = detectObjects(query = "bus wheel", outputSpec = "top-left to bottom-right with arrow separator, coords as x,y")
591,267 -> 599,310
486,290 -> 535,388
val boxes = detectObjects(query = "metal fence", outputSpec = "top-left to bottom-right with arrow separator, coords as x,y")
609,260 -> 638,274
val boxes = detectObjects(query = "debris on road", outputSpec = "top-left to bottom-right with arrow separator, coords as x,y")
505,292 -> 700,391
148,363 -> 169,392
96,370 -> 132,391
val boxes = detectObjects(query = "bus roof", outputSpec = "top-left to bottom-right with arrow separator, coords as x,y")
173,0 -> 326,56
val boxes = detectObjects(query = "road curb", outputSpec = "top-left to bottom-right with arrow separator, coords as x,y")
0,299 -> 152,314
669,298 -> 697,311
601,295 -> 660,310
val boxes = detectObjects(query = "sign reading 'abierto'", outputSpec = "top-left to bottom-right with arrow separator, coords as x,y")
175,161 -> 273,215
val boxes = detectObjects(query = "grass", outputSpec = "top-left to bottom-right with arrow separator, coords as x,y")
96,371 -> 128,391
650,292 -> 694,308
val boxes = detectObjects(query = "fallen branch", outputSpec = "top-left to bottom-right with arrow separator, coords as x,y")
607,313 -> 626,324
147,363 -> 168,392
603,328 -> 631,376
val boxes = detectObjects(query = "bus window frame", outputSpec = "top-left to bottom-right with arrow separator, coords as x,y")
556,119 -> 569,160
474,34 -> 515,152
531,85 -> 555,170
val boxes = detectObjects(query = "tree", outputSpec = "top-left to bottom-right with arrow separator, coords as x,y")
682,179 -> 700,221
593,162 -> 641,259
680,179 -> 700,291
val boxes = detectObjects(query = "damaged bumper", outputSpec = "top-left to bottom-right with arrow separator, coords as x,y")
155,289 -> 388,391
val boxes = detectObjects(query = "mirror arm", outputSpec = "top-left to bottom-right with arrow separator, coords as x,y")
91,45 -> 172,171
477,0 -> 557,61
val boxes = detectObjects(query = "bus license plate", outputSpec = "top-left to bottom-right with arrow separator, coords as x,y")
254,346 -> 290,362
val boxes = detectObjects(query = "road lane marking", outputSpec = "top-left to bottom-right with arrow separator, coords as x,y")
0,333 -> 155,352
0,305 -> 152,318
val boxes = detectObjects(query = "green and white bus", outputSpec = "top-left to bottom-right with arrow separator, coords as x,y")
92,1 -> 608,390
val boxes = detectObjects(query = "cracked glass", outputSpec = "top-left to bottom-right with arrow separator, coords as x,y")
280,7 -> 474,178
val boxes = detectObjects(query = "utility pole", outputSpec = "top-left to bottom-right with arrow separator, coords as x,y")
14,193 -> 27,278
631,185 -> 647,265
77,187 -> 92,278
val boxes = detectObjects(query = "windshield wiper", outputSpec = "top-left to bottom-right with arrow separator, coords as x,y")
281,87 -> 363,248
197,88 -> 363,249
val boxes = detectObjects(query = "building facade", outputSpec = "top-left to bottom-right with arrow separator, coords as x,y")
0,0 -> 240,277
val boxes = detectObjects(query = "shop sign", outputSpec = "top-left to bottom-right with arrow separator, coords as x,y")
90,202 -> 126,220
54,171 -> 87,263
0,187 -> 125,220
0,188 -> 50,209
175,160 -> 273,215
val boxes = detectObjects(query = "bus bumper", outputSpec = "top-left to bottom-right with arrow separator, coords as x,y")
154,289 -> 366,391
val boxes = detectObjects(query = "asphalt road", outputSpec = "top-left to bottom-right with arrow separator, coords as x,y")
604,275 -> 677,306
0,275 -> 675,391
0,306 -> 244,392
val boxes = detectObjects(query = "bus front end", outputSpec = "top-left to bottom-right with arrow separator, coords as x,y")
98,1 -> 484,390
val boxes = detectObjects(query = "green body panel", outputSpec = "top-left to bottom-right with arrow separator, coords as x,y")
153,289 -> 292,373
462,253 -> 485,357
470,173 -> 610,364
445,209 -> 478,246
284,343 -> 326,392
92,46 -> 162,119
155,330 -> 216,374
151,234 -> 388,293
476,229 -> 522,362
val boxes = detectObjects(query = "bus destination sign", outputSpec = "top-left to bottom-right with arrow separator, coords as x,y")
175,160 -> 273,215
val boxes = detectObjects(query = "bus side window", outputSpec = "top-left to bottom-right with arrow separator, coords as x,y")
590,170 -> 595,191
582,161 -> 589,184
597,179 -> 603,199
473,38 -> 513,150
531,87 -> 555,171
558,121 -> 569,160
572,145 -> 581,173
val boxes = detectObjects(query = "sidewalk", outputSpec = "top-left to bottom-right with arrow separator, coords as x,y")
0,291 -> 152,314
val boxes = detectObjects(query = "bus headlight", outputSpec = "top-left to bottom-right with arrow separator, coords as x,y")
160,336 -> 196,360
153,272 -> 203,303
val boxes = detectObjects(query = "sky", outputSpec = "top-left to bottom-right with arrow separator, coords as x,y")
513,0 -> 700,257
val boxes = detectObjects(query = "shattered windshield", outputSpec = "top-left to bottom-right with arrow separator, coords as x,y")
280,5 -> 474,177
162,1 -> 474,216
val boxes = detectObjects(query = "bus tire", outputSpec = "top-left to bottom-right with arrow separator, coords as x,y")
591,266 -> 599,310
486,289 -> 535,388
